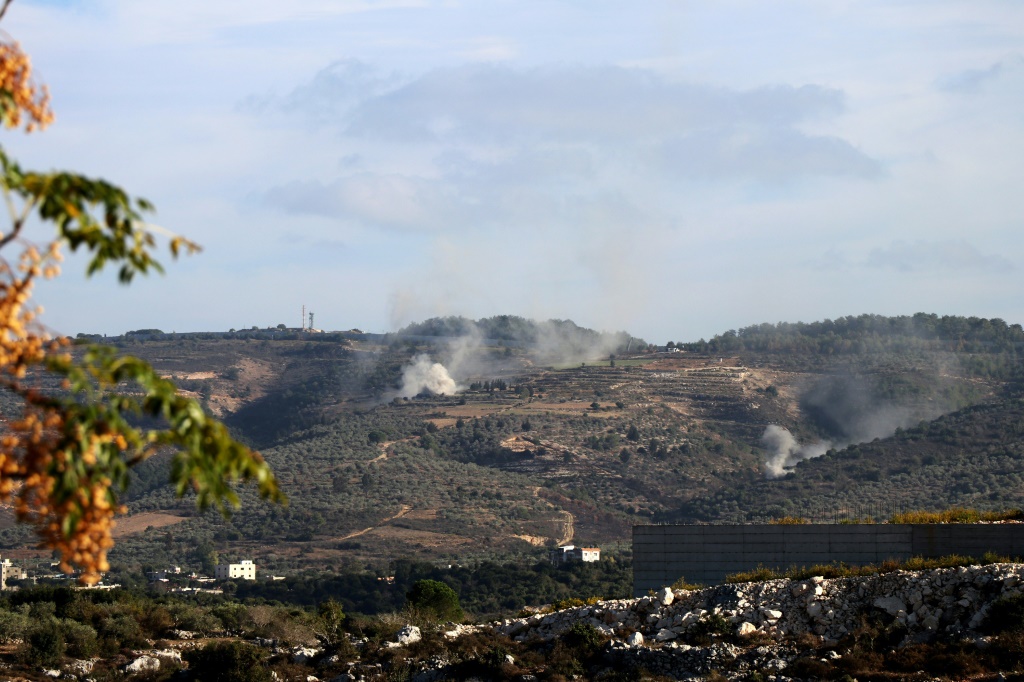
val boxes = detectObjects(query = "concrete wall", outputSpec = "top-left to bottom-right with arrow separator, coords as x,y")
633,524 -> 1024,596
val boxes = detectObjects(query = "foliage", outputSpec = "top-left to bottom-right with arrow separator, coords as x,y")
234,558 -> 632,619
185,640 -> 274,682
687,613 -> 731,644
984,592 -> 1024,634
406,578 -> 464,622
21,619 -> 64,666
769,516 -> 809,525
687,313 -> 1024,366
0,7 -> 281,583
890,507 -> 1024,524
669,576 -> 703,591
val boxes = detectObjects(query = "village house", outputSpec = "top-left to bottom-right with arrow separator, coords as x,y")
214,559 -> 256,581
549,545 -> 601,564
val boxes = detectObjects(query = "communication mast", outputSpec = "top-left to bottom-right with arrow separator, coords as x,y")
302,305 -> 306,331
309,311 -> 315,331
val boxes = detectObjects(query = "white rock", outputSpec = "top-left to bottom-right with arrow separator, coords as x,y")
763,609 -> 783,621
63,659 -> 96,675
43,671 -> 60,679
125,656 -> 160,673
293,647 -> 322,664
654,628 -> 677,641
627,631 -> 644,646
153,648 -> 182,664
736,622 -> 757,636
657,587 -> 674,606
873,596 -> 906,617
396,625 -> 422,645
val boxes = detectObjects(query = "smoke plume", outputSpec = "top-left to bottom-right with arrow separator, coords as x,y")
398,354 -> 458,397
761,373 -> 947,479
761,425 -> 831,479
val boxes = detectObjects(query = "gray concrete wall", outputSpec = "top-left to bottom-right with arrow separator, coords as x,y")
633,524 -> 1024,596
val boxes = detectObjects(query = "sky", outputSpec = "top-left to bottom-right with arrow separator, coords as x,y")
4,0 -> 1023,342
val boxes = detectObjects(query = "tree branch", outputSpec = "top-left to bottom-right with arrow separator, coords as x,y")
0,0 -> 14,24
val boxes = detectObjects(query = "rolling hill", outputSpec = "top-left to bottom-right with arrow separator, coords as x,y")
2,313 -> 1022,581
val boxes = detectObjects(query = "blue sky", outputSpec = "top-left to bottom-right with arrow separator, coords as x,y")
5,0 -> 1023,342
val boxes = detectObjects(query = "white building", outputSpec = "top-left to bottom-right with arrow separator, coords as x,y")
214,560 -> 256,581
549,545 -> 601,564
0,557 -> 26,589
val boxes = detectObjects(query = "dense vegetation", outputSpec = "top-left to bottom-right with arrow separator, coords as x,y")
233,557 -> 632,618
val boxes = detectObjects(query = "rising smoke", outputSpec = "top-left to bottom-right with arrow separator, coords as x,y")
398,354 -> 458,397
761,373 -> 943,479
761,425 -> 831,479
390,316 -> 640,399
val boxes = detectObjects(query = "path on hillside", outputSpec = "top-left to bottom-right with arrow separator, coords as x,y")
370,436 -> 417,464
555,510 -> 575,546
337,504 -> 412,541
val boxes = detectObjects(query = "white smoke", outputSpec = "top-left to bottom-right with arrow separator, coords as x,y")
398,354 -> 458,397
761,425 -> 832,479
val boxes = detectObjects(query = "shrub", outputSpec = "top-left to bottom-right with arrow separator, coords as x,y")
985,592 -> 1024,634
550,597 -> 586,611
21,620 -> 65,667
688,614 -> 731,644
769,516 -> 809,525
59,619 -> 98,658
670,576 -> 703,590
186,640 -> 274,682
98,613 -> 148,651
0,607 -> 29,643
562,621 -> 603,656
890,507 -> 1024,524
406,579 -> 464,622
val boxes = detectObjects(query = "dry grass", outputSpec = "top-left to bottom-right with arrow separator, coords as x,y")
769,516 -> 810,525
890,507 -> 1024,524
111,511 -> 188,538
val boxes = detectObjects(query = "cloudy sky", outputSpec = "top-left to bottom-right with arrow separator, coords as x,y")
5,1 -> 1023,342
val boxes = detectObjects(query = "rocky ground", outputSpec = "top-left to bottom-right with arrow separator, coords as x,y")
16,563 -> 1024,681
484,562 -> 1024,680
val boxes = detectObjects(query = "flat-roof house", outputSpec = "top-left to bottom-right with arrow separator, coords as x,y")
214,560 -> 256,581
549,545 -> 600,564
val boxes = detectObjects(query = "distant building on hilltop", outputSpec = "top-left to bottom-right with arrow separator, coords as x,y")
215,560 -> 256,581
550,545 -> 600,564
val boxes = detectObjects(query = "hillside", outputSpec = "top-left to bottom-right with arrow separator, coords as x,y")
1,314 -> 1022,582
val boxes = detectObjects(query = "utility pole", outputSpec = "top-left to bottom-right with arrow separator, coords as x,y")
302,305 -> 306,331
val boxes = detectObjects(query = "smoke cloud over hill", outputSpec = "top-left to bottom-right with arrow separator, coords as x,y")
761,373 -> 946,479
391,315 -> 644,398
398,354 -> 457,397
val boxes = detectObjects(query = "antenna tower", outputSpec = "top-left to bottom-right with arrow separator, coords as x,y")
309,311 -> 315,331
302,305 -> 306,331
